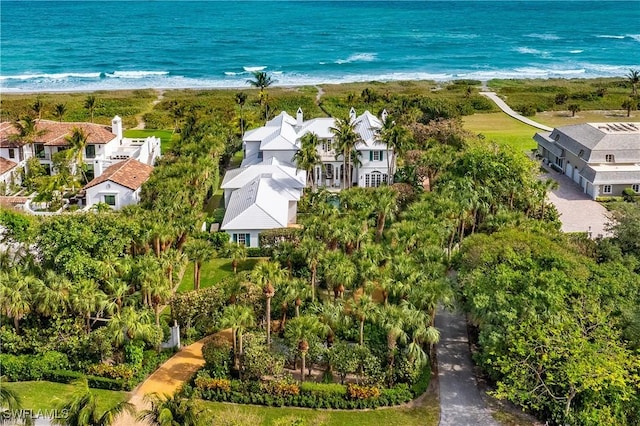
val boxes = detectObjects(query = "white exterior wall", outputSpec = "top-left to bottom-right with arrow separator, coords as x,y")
0,169 -> 21,194
0,147 -> 26,164
85,181 -> 138,210
244,141 -> 261,162
263,150 -> 297,164
225,230 -> 262,248
287,201 -> 297,225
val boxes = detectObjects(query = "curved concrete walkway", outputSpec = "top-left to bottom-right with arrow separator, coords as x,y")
480,92 -> 553,131
113,332 -> 231,425
436,308 -> 499,426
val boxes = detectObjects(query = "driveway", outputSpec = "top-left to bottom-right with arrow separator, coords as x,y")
543,168 -> 612,238
436,308 -> 499,426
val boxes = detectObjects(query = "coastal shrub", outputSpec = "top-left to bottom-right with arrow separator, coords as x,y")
346,383 -> 381,400
195,375 -> 232,392
516,104 -> 536,116
124,342 -> 144,368
261,380 -> 300,397
242,333 -> 285,380
410,365 -> 432,397
171,285 -> 226,335
247,247 -> 272,257
201,335 -> 233,378
86,363 -> 135,380
0,352 -> 69,381
299,382 -> 347,397
44,369 -> 130,391
259,228 -> 302,247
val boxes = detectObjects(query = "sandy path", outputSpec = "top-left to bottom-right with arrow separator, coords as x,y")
133,89 -> 165,130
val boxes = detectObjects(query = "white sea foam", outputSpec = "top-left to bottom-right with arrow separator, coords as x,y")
224,72 -> 238,76
597,35 -> 625,39
335,53 -> 377,64
569,50 -> 584,54
627,34 -> 640,42
106,71 -> 170,78
515,47 -> 544,55
243,66 -> 266,72
526,33 -> 560,41
0,72 -> 101,81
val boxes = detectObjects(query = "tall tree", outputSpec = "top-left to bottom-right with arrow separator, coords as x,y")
106,306 -> 155,348
293,132 -> 322,189
84,95 -> 97,123
627,68 -> 640,97
0,269 -> 37,333
246,71 -> 275,118
377,117 -> 410,179
65,126 -> 90,183
348,293 -> 377,346
251,260 -> 286,348
70,279 -> 108,333
298,237 -> 324,302
184,239 -> 216,290
11,116 -> 46,160
331,116 -> 361,189
285,315 -> 325,381
568,104 -> 581,117
235,92 -> 248,137
32,269 -> 71,318
372,186 -> 398,242
220,304 -> 255,372
622,98 -> 637,117
53,103 -> 67,122
32,98 -> 44,120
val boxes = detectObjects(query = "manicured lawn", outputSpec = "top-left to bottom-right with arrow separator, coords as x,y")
2,381 -> 128,414
123,128 -> 175,153
200,395 -> 439,426
533,110 -> 639,127
178,257 -> 265,292
462,112 -> 538,152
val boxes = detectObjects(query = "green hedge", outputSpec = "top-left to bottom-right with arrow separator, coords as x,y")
0,352 -> 69,381
197,378 -> 414,409
45,370 -> 132,391
410,366 -> 431,397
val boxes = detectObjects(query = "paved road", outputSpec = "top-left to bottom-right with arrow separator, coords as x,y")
436,308 -> 499,426
542,168 -> 612,238
480,92 -> 553,131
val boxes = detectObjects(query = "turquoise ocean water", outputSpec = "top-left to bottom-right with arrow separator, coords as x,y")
1,1 -> 639,92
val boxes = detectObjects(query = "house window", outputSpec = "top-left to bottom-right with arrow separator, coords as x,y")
232,233 -> 251,247
554,157 -> 563,168
602,185 -> 612,194
86,145 -> 96,159
257,151 -> 263,160
632,184 -> 640,193
365,172 -> 388,187
370,151 -> 382,161
605,154 -> 614,163
8,148 -> 15,159
35,144 -> 45,159
325,164 -> 333,179
104,195 -> 116,206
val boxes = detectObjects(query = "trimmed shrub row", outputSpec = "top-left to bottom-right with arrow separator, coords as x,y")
196,378 -> 413,409
45,369 -> 132,391
0,352 -> 69,381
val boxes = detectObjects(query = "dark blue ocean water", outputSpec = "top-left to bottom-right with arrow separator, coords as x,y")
1,1 -> 639,92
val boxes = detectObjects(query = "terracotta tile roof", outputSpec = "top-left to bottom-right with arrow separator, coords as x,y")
83,158 -> 153,191
0,120 -> 116,148
0,157 -> 18,175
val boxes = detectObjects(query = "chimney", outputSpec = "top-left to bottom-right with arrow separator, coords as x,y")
296,107 -> 303,127
111,116 -> 123,141
94,160 -> 103,177
349,107 -> 356,122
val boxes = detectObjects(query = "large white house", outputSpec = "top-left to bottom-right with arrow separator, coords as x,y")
0,157 -> 20,195
242,108 -> 393,188
0,116 -> 160,182
535,122 -> 640,199
83,158 -> 154,210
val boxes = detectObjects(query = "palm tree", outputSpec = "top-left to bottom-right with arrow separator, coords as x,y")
105,279 -> 130,315
84,95 -> 97,123
298,237 -> 324,302
32,270 -> 70,318
11,115 -> 46,160
0,269 -> 38,333
65,126 -> 90,183
184,239 -> 216,290
148,271 -> 172,327
377,304 -> 408,386
235,92 -> 248,137
246,71 -> 275,118
53,103 -> 67,122
53,379 -> 135,426
32,98 -> 44,120
349,293 -> 377,346
69,279 -> 108,333
311,300 -> 349,347
285,315 -> 325,381
622,98 -> 637,117
372,186 -> 398,242
568,104 -> 580,117
219,304 -> 255,372
251,260 -> 286,348
0,384 -> 25,425
324,251 -> 357,300
331,116 -> 361,189
627,68 -> 640,97
292,132 -> 322,189
137,393 -> 201,426
106,306 -> 155,348
225,242 -> 247,274
377,117 -> 410,179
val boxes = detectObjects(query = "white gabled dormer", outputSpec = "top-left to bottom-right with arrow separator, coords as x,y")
296,108 -> 303,128
349,107 -> 356,123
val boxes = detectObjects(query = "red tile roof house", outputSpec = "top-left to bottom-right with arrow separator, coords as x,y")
83,158 -> 154,210
0,157 -> 20,195
0,116 -> 160,182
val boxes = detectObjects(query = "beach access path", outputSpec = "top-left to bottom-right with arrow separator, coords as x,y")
436,307 -> 499,426
480,92 -> 553,132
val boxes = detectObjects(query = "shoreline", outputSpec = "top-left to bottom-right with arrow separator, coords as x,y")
0,75 -> 630,96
